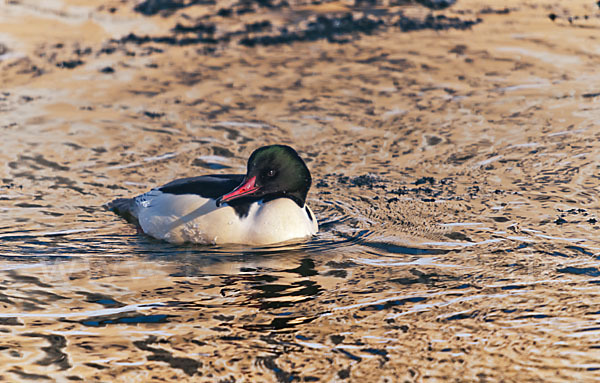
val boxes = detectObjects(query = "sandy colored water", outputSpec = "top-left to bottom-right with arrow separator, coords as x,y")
2,0 -> 600,381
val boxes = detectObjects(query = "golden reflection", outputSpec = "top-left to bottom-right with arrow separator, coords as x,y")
1,0 -> 600,381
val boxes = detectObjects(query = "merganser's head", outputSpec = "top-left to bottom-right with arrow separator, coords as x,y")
216,145 -> 312,207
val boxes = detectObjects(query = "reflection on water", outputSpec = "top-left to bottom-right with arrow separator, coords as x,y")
1,215 -> 599,380
3,0 -> 600,381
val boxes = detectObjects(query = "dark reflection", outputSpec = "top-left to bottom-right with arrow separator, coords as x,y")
22,333 -> 70,370
167,253 -> 326,316
441,310 -> 479,321
243,315 -> 318,331
282,258 -> 318,277
76,291 -> 125,308
256,356 -> 295,383
66,313 -> 172,327
360,296 -> 426,312
133,336 -> 202,376
249,279 -> 321,309
566,245 -> 594,256
557,266 -> 600,277
0,235 -> 339,332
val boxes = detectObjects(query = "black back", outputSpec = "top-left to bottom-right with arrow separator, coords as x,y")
159,174 -> 253,217
159,174 -> 244,199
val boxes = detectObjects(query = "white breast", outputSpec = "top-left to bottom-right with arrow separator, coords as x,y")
134,190 -> 318,245
248,198 -> 319,245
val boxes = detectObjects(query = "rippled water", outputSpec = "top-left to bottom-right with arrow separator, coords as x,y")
2,0 -> 600,381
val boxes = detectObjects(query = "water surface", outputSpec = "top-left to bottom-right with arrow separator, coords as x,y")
2,0 -> 600,381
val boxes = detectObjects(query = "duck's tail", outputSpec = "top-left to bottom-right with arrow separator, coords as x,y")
105,198 -> 139,226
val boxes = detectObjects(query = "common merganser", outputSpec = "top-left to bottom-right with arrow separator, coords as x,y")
107,145 -> 318,245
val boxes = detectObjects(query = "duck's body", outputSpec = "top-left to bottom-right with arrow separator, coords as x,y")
107,146 -> 318,245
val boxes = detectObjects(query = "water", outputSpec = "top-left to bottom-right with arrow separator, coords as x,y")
2,0 -> 600,381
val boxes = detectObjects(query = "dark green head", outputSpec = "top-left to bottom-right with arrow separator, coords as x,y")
217,145 -> 312,207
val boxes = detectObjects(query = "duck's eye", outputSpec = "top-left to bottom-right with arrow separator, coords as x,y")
266,169 -> 276,177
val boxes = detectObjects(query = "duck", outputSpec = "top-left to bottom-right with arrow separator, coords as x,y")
106,145 -> 318,245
